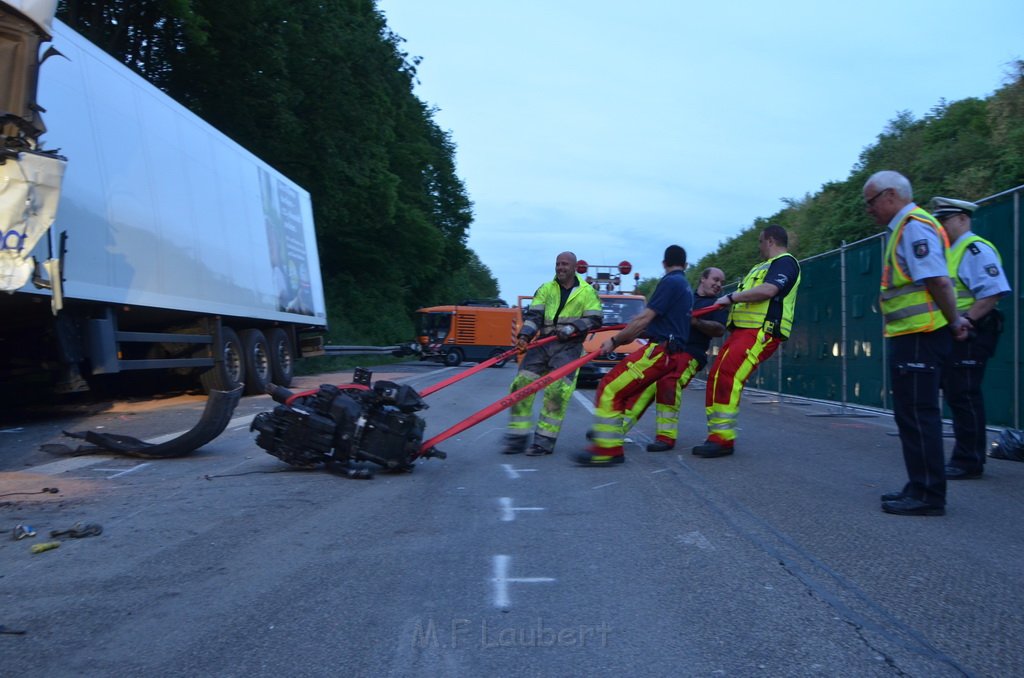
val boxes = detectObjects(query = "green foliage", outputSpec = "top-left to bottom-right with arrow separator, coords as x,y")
634,277 -> 658,299
693,65 -> 1024,273
56,0 -> 495,347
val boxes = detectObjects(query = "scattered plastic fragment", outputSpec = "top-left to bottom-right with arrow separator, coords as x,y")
30,541 -> 61,554
12,524 -> 36,540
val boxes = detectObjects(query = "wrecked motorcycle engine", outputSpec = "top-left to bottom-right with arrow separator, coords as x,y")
251,368 -> 440,477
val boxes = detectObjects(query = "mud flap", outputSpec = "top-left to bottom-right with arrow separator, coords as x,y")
41,386 -> 243,459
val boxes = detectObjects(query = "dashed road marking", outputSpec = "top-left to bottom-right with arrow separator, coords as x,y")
498,497 -> 545,521
501,464 -> 538,479
677,531 -> 714,550
92,463 -> 152,479
491,555 -> 555,608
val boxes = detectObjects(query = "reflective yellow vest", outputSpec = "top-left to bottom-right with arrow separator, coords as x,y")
729,252 -> 801,340
947,234 -> 1000,311
521,273 -> 603,337
879,208 -> 950,337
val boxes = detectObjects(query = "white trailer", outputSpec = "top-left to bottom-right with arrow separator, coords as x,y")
0,2 -> 327,396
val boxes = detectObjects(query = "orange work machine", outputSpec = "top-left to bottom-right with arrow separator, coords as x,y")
393,300 -> 520,367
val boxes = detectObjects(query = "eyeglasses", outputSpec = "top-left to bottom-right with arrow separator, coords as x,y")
865,188 -> 889,208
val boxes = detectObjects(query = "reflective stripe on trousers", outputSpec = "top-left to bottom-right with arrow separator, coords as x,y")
590,344 -> 695,453
506,340 -> 583,440
622,354 -> 701,444
704,327 -> 780,444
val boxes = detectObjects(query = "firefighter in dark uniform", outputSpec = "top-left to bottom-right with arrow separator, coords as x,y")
576,245 -> 693,466
865,171 -> 968,517
929,197 -> 1011,480
620,267 -> 728,451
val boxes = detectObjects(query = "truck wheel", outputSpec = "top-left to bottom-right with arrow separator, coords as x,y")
240,329 -> 271,396
200,326 -> 244,392
265,328 -> 294,387
443,348 -> 463,367
488,349 -> 509,368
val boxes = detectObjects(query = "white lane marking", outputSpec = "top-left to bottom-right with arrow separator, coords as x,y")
30,413 -> 258,476
652,468 -> 669,474
498,497 -> 545,522
491,555 -> 555,608
501,464 -> 538,479
92,463 -> 152,479
573,390 -> 596,414
591,481 -> 618,490
677,531 -> 714,550
146,413 -> 256,445
1,427 -> 25,433
30,456 -> 118,476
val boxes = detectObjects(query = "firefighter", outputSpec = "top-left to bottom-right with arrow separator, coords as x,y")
866,171 -> 968,517
693,224 -> 801,458
575,245 -> 693,466
502,251 -> 603,456
620,267 -> 729,451
929,196 -> 1011,480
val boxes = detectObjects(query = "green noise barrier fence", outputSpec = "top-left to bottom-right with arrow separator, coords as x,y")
718,184 -> 1022,429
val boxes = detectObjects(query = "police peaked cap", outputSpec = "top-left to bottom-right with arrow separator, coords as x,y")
929,196 -> 978,219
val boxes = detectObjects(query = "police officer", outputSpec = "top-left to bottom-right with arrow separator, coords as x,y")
929,196 -> 1011,480
866,171 -> 968,517
503,251 -> 603,456
576,245 -> 693,466
693,224 -> 801,458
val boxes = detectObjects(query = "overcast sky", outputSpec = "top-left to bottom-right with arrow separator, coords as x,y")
377,0 -> 1023,300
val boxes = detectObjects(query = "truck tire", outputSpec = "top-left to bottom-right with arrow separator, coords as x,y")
443,348 -> 463,367
200,326 -> 244,392
240,329 -> 271,396
488,348 -> 509,368
265,328 -> 294,387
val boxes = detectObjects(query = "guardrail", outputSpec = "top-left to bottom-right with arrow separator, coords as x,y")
322,345 -> 401,356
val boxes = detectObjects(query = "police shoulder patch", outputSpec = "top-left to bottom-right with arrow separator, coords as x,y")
912,239 -> 929,258
968,243 -> 982,255
985,264 -> 1000,277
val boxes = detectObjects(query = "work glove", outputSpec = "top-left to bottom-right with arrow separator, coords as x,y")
557,325 -> 579,341
516,335 -> 530,353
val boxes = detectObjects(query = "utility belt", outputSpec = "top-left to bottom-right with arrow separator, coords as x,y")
971,309 -> 1004,336
650,337 -> 687,355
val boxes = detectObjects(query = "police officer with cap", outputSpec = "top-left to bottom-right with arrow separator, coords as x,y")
929,196 -> 1011,480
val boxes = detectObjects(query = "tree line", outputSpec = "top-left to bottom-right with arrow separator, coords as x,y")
689,63 -> 1024,287
56,0 -> 499,344
54,2 -> 1024,332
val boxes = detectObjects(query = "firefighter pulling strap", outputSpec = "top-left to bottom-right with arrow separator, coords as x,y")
415,308 -> 720,457
417,347 -> 603,458
417,324 -> 626,398
251,307 -> 719,477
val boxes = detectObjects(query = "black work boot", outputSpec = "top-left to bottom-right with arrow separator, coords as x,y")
526,435 -> 555,456
501,435 -> 529,455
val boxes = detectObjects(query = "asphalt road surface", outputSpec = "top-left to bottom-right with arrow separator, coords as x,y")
2,360 -> 1023,677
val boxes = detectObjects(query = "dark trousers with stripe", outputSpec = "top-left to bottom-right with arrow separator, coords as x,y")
889,329 -> 952,506
940,329 -> 998,473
